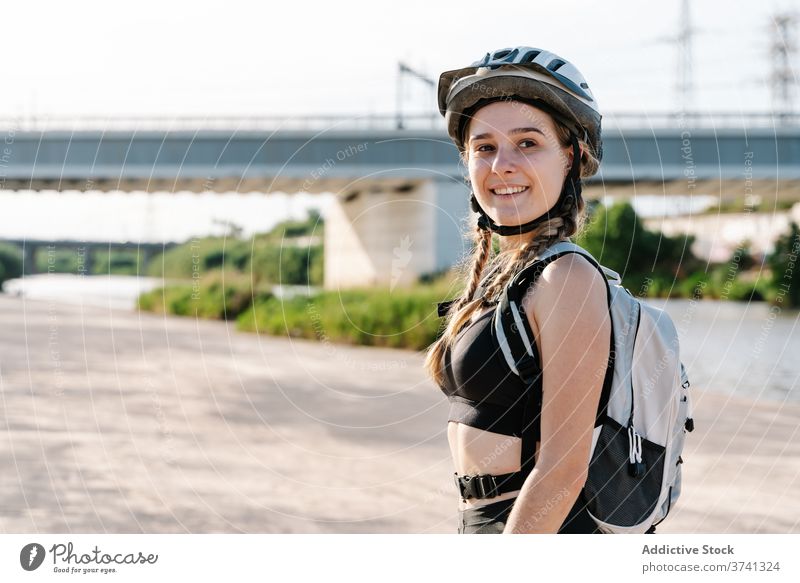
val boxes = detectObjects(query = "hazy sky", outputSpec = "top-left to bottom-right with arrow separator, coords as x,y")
3,0 -> 798,119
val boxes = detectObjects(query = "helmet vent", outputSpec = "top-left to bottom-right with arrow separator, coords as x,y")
547,58 -> 566,72
520,49 -> 541,63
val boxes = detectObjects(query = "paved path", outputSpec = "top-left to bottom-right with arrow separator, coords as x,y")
0,296 -> 797,533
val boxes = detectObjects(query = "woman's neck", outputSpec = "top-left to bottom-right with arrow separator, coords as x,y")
498,233 -> 570,253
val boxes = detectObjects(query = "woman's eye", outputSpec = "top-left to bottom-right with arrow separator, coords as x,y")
473,139 -> 534,152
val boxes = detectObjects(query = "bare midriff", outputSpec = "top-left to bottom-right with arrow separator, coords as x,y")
447,307 -> 540,511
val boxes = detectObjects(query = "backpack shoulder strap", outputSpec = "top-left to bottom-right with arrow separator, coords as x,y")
495,240 -> 616,428
495,242 -> 591,384
493,241 -> 618,480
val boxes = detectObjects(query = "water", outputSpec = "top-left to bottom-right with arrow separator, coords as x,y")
2,274 -> 320,309
2,274 -> 162,310
654,298 -> 800,404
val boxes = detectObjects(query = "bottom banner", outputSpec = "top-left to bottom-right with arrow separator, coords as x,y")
1,534 -> 797,582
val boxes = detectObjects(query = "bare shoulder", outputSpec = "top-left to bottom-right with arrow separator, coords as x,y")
519,252 -> 612,477
521,252 -> 608,327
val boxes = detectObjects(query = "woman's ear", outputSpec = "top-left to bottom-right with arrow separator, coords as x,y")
564,144 -> 574,175
564,143 -> 583,176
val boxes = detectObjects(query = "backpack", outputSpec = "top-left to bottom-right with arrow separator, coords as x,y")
493,240 -> 694,534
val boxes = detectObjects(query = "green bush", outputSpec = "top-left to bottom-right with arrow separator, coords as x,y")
576,201 -> 698,278
146,238 -> 244,279
138,272 -> 264,320
245,243 -> 323,285
266,210 -> 324,239
767,221 -> 800,307
0,243 -> 23,284
36,248 -> 83,274
307,245 -> 324,286
677,271 -> 711,299
92,250 -> 146,275
137,285 -> 193,314
236,285 -> 446,350
726,278 -> 768,302
142,210 -> 325,285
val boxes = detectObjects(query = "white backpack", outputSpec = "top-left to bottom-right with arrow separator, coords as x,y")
493,241 -> 694,533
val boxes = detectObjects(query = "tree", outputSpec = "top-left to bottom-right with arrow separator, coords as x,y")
0,243 -> 23,285
576,201 -> 696,277
767,221 -> 800,308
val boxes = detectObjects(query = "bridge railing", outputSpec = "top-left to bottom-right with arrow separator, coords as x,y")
0,114 -> 442,132
1,112 -> 798,132
605,111 -> 800,129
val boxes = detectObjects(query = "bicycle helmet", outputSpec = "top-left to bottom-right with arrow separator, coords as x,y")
438,46 -> 602,157
437,47 -> 602,236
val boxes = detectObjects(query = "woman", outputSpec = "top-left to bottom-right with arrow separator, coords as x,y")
426,47 -> 613,534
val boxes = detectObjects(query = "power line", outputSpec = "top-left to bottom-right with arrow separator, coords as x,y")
676,0 -> 694,114
396,62 -> 435,129
770,12 -> 798,115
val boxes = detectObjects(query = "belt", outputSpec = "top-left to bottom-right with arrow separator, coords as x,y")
454,471 -> 527,501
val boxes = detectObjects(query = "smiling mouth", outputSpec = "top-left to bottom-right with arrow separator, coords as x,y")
490,186 -> 529,197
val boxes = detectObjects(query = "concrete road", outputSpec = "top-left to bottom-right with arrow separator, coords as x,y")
0,296 -> 797,533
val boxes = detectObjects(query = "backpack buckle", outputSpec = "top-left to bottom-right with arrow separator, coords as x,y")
516,355 -> 540,386
454,473 -> 499,500
476,474 -> 499,498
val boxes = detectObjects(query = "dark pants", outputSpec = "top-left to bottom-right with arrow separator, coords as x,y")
457,494 -> 657,534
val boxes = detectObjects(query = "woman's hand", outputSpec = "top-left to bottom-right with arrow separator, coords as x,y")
503,253 -> 611,534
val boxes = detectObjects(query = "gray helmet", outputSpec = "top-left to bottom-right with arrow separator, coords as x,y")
438,46 -> 602,162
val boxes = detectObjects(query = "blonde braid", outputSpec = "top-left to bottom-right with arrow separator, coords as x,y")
424,224 -> 492,388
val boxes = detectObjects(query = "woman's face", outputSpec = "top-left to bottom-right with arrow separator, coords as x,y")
465,101 -> 573,228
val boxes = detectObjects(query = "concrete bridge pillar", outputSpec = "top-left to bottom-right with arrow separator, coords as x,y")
323,179 -> 471,290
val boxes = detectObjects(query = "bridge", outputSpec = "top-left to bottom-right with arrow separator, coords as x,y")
2,113 -> 799,287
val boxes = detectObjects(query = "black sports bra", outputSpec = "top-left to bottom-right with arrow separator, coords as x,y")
438,302 -> 542,438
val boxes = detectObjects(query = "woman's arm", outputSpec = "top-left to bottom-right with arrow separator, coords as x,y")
503,253 -> 611,534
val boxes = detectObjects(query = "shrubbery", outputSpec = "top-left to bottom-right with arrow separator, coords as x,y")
767,221 -> 800,307
576,201 -> 698,282
132,203 -> 800,350
92,250 -> 146,275
138,271 -> 270,320
236,285 -> 447,351
145,212 -> 323,286
0,243 -> 23,286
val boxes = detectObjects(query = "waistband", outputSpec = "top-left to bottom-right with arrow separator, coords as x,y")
459,497 -> 516,524
458,497 -> 516,534
457,494 -> 618,534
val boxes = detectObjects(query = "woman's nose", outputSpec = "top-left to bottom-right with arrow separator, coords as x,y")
491,145 -> 518,175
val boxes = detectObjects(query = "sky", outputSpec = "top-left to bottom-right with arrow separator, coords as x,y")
0,0 -> 797,243
2,0 -> 798,119
0,191 -> 331,242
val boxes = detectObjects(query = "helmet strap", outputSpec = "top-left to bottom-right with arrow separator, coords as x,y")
472,134 -> 581,236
